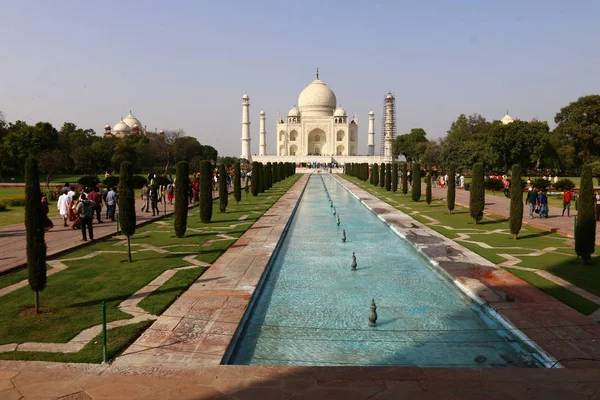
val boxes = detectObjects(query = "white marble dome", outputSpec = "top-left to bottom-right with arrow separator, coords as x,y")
288,106 -> 300,117
114,119 -> 131,133
334,107 -> 346,117
123,112 -> 143,130
298,78 -> 337,116
501,112 -> 515,125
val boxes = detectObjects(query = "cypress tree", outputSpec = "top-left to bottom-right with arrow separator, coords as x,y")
219,163 -> 228,213
509,164 -> 523,239
385,163 -> 391,191
392,163 -> 398,192
401,162 -> 408,195
469,162 -> 485,224
370,164 -> 374,184
426,171 -> 432,206
233,162 -> 241,203
379,163 -> 385,188
251,162 -> 259,196
262,163 -> 269,191
274,161 -> 280,183
373,163 -> 379,186
278,162 -> 284,181
174,161 -> 190,238
411,162 -> 421,201
258,163 -> 264,193
447,163 -> 456,214
199,160 -> 213,223
118,161 -> 136,262
25,156 -> 46,314
576,164 -> 596,263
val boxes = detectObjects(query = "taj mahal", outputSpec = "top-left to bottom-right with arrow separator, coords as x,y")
243,71 -> 393,165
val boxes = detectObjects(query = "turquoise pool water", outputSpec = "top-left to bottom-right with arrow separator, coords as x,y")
227,174 -> 544,367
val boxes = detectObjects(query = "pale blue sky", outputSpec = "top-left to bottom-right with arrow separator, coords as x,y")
1,0 -> 599,156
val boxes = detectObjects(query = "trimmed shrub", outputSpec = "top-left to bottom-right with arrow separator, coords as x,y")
401,163 -> 408,195
199,161 -> 213,223
77,175 -> 99,189
103,176 -> 119,189
3,196 -> 26,207
174,161 -> 190,238
233,162 -> 241,203
370,164 -> 374,184
118,161 -> 136,262
25,156 -> 46,314
464,182 -> 471,191
554,178 -> 576,191
251,162 -> 259,196
265,162 -> 272,190
131,175 -> 148,189
470,162 -> 485,224
532,178 -> 549,190
485,178 -> 504,191
258,163 -> 264,193
154,175 -> 171,188
273,161 -> 279,183
379,163 -> 385,188
391,164 -> 398,192
509,164 -> 523,239
373,164 -> 379,186
575,164 -> 595,263
447,163 -> 456,214
426,172 -> 432,205
219,163 -> 228,213
411,162 -> 421,201
385,163 -> 391,191
278,162 -> 284,181
0,201 -> 6,211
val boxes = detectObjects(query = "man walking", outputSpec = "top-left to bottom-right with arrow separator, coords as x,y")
76,193 -> 96,241
539,188 -> 549,218
525,186 -> 538,219
87,187 -> 103,223
141,183 -> 150,212
149,184 -> 160,216
562,189 -> 572,217
106,187 -> 117,222
57,190 -> 70,227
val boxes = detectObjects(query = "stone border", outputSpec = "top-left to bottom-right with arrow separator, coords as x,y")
334,175 -> 600,369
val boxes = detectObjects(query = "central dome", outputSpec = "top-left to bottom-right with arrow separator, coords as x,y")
298,79 -> 337,116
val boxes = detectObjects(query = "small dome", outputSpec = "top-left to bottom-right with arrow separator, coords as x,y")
386,92 -> 394,100
288,106 -> 300,117
501,111 -> 515,125
114,120 -> 131,133
260,109 -> 265,115
123,112 -> 143,131
298,78 -> 337,116
242,93 -> 249,100
104,124 -> 111,129
369,110 -> 375,116
334,107 -> 347,117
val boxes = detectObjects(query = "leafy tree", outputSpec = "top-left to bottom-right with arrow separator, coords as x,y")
379,163 -> 385,188
4,122 -> 58,173
385,163 -> 391,191
425,171 -> 432,205
576,164 -> 596,263
488,120 -> 551,172
118,161 -> 136,262
391,163 -> 398,192
251,162 -> 259,196
25,156 -> 46,314
199,161 -> 213,223
401,163 -> 408,195
172,136 -> 202,162
218,156 -> 239,167
411,162 -> 421,201
509,164 -> 523,239
440,114 -> 494,171
393,128 -> 428,162
200,145 -> 218,163
554,95 -> 600,165
470,162 -> 485,224
39,149 -> 67,187
219,163 -> 228,213
447,163 -> 456,214
373,163 -> 379,186
233,162 -> 242,203
174,161 -> 190,238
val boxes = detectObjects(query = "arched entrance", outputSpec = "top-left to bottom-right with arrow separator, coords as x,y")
308,128 -> 327,156
289,144 -> 298,156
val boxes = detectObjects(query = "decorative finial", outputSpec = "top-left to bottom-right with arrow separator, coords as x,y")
316,67 -> 319,79
369,299 -> 378,327
506,109 -> 509,115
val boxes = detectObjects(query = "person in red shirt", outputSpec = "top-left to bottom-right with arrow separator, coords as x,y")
562,189 -> 572,217
86,187 -> 103,223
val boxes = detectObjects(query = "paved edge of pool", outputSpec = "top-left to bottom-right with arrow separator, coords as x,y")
333,174 -> 600,369
108,174 -> 311,371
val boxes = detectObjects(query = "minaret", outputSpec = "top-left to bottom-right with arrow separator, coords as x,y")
383,93 -> 395,162
367,110 -> 375,156
259,110 -> 266,156
241,93 -> 251,161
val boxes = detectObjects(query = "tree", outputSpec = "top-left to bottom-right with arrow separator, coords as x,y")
401,163 -> 408,195
3,122 -> 58,173
258,163 -> 264,193
233,162 -> 242,203
219,163 -> 228,213
447,163 -> 456,214
411,162 -> 421,201
25,157 -> 46,314
200,145 -> 219,163
273,161 -> 279,183
425,170 -> 432,206
470,162 -> 485,224
440,114 -> 494,171
369,164 -> 374,184
373,163 -> 379,186
172,136 -> 202,162
278,162 -> 284,181
509,164 -> 523,239
379,163 -> 385,188
39,149 -> 67,187
264,162 -> 271,191
118,161 -> 136,262
554,95 -> 600,165
385,163 -> 391,191
174,161 -> 190,238
391,163 -> 398,192
393,128 -> 428,161
199,161 -> 213,223
576,164 -> 596,263
251,162 -> 259,196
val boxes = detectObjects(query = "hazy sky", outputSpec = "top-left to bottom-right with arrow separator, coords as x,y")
2,0 -> 599,157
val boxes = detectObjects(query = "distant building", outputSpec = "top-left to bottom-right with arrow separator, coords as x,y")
104,111 -> 148,137
501,110 -> 515,125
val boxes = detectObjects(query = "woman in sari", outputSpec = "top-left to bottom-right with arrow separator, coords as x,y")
41,195 -> 54,231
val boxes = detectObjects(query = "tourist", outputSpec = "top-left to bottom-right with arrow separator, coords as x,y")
526,177 -> 532,187
87,187 -> 103,223
76,193 -> 95,241
41,195 -> 54,231
141,183 -> 150,212
503,179 -> 511,198
57,190 -> 70,227
459,174 -> 465,188
525,187 -> 538,219
106,187 -> 117,222
596,190 -> 600,221
562,189 -> 572,217
149,184 -> 160,216
167,181 -> 174,205
67,185 -> 76,204
538,189 -> 549,218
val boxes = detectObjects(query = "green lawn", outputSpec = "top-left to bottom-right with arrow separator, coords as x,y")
342,175 -> 600,316
0,174 -> 300,362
